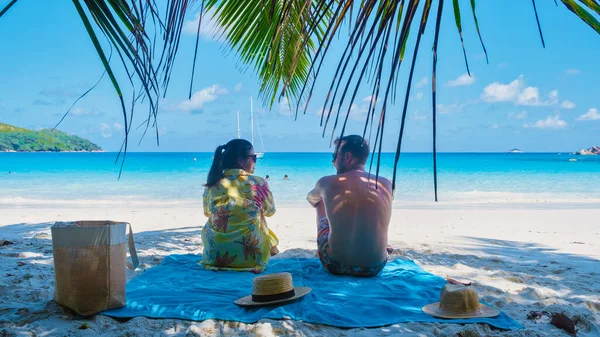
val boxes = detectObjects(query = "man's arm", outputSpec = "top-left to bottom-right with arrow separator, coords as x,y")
306,178 -> 324,208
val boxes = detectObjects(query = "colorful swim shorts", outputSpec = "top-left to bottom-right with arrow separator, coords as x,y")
317,217 -> 386,277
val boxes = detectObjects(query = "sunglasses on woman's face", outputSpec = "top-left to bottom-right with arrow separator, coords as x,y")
247,154 -> 257,162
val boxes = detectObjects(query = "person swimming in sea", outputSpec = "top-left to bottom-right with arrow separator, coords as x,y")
283,175 -> 289,180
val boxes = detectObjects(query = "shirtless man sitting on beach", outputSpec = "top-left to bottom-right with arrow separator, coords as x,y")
307,135 -> 393,277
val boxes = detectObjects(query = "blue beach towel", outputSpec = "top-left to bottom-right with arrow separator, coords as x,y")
103,254 -> 521,330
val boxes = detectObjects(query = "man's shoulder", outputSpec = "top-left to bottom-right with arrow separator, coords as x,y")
358,172 -> 392,189
374,175 -> 392,185
316,174 -> 337,184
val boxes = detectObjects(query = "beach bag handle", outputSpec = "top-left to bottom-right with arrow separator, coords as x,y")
126,223 -> 140,270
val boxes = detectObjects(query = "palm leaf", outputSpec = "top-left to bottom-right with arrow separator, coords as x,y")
579,0 -> 600,15
205,0 -> 329,106
531,0 -> 546,47
71,0 -> 194,174
0,0 -> 18,18
391,0 -> 432,191
469,0 -> 488,64
561,0 -> 600,33
431,0 -> 444,202
189,0 -> 205,99
452,0 -> 471,75
72,0 -> 130,177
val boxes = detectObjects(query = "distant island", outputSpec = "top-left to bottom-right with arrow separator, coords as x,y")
576,146 -> 600,155
0,123 -> 102,152
508,148 -> 524,153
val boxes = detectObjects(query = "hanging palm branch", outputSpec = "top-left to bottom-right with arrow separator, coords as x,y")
2,0 -> 197,175
204,0 -> 330,106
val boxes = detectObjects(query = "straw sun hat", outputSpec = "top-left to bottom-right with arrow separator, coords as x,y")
422,284 -> 500,319
235,272 -> 311,307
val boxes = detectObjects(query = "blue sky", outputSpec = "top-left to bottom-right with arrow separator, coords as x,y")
0,1 -> 599,152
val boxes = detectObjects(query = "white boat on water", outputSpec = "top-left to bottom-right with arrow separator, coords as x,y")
237,97 -> 265,159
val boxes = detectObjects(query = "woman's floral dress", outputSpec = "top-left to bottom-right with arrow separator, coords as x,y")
201,169 -> 278,272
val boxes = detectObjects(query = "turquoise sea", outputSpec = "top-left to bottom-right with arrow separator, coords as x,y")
1,152 -> 599,207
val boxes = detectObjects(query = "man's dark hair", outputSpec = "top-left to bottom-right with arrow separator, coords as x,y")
335,135 -> 370,164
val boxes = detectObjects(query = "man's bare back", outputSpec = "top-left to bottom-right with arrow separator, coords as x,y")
307,135 -> 393,276
308,170 -> 393,267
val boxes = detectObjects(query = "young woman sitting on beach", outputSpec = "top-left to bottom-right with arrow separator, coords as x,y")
201,139 -> 279,273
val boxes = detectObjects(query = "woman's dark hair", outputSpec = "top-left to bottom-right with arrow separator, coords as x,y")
206,139 -> 253,187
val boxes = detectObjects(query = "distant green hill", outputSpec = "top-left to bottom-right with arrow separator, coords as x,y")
0,123 -> 102,152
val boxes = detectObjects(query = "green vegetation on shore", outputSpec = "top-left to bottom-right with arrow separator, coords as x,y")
0,123 -> 102,152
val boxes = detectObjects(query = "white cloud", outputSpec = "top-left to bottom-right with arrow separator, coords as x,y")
482,75 -> 558,106
362,95 -> 380,105
349,103 -> 369,121
577,108 -> 600,121
411,111 -> 428,121
492,123 -> 499,129
548,90 -> 559,103
176,84 -> 228,113
436,104 -> 457,114
560,100 -> 576,109
516,86 -> 558,106
516,87 -> 541,106
415,77 -> 428,88
523,115 -> 567,129
279,97 -> 292,116
71,107 -> 104,116
314,106 -> 325,117
234,82 -> 243,92
565,69 -> 581,75
481,75 -> 524,102
100,123 -> 112,138
508,111 -> 528,119
113,123 -> 124,130
183,8 -> 225,40
435,100 -> 476,114
158,127 -> 168,136
446,73 -> 475,87
415,92 -> 423,100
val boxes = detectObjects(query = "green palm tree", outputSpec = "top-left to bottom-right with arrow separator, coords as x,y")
1,0 -> 599,199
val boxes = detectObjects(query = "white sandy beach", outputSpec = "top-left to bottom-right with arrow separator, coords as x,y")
1,205 -> 599,336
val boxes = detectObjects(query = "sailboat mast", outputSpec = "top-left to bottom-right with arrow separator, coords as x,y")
255,111 -> 265,152
250,97 -> 254,146
237,111 -> 241,139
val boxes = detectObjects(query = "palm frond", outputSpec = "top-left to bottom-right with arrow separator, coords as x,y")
578,0 -> 600,16
205,0 -> 330,106
531,0 -> 546,47
73,0 -> 130,177
561,0 -> 600,33
70,0 -> 195,175
189,0 -> 205,99
469,0 -> 488,64
391,0 -> 433,191
0,0 -> 18,18
432,0 -> 444,202
452,0 -> 471,75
